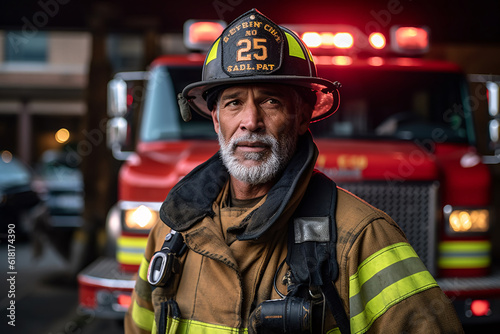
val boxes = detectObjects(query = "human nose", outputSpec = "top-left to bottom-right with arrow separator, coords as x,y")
240,100 -> 264,132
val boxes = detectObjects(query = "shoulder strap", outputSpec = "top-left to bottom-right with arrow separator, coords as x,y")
286,171 -> 351,334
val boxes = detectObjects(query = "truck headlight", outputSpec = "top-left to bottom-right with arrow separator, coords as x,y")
444,205 -> 490,234
122,202 -> 160,231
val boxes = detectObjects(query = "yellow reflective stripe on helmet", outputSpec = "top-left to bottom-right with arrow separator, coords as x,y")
206,38 -> 221,65
285,32 -> 306,60
438,240 -> 491,269
307,48 -> 314,62
131,300 -> 154,331
349,242 -> 438,334
139,257 -> 149,281
166,317 -> 248,333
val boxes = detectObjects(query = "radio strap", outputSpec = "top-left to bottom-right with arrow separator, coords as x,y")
286,171 -> 351,334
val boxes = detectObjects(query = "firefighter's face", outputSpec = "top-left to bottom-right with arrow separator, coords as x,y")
211,84 -> 310,185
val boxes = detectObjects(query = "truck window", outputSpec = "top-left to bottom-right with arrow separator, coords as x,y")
140,65 -> 216,142
310,67 -> 473,145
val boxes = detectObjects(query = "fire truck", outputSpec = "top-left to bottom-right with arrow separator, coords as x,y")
78,19 -> 500,325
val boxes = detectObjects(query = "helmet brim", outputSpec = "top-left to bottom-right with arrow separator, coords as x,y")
182,75 -> 340,123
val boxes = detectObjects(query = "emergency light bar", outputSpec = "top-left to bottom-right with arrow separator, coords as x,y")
184,20 -> 226,51
285,24 -> 429,56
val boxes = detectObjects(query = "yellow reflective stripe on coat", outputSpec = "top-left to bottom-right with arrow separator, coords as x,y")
349,242 -> 438,334
165,317 -> 248,333
139,256 -> 149,282
131,300 -> 154,331
438,240 -> 491,269
152,319 -> 157,334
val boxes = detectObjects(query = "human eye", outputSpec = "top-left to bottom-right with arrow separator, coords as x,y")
261,98 -> 282,109
224,99 -> 240,108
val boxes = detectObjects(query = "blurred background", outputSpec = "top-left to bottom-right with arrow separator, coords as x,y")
0,0 -> 500,333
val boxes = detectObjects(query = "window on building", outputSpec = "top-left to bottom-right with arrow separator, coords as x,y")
4,31 -> 48,62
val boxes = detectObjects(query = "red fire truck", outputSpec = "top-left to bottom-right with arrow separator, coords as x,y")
78,20 -> 500,324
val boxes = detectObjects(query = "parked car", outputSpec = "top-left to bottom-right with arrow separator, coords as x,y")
36,149 -> 84,228
0,151 -> 43,240
33,149 -> 84,259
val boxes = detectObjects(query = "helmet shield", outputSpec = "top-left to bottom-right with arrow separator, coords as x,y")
182,8 -> 340,122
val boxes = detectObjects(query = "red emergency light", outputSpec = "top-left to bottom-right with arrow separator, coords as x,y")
333,33 -> 354,48
189,22 -> 224,44
470,299 -> 491,317
369,32 -> 386,49
331,56 -> 353,66
391,26 -> 429,54
118,293 -> 132,309
301,31 -> 354,49
184,20 -> 226,51
301,32 -> 322,48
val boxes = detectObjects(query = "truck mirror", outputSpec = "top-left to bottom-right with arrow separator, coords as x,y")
489,119 -> 499,146
107,117 -> 131,160
486,82 -> 499,117
108,78 -> 128,117
486,82 -> 500,150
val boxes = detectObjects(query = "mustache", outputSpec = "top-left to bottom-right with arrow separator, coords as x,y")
229,133 -> 277,149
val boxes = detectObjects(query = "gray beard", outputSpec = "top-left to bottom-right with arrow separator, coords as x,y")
218,129 -> 297,186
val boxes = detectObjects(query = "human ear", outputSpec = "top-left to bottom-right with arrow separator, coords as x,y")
297,107 -> 312,135
211,106 -> 220,134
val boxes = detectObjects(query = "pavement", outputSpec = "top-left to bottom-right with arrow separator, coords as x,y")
0,237 -> 123,334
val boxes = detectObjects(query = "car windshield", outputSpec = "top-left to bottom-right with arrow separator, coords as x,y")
0,157 -> 31,189
140,65 -> 216,142
310,66 -> 473,144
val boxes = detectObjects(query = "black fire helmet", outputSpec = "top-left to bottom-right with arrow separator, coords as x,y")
179,8 -> 341,123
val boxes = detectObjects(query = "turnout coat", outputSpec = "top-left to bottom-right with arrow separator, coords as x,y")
125,133 -> 463,333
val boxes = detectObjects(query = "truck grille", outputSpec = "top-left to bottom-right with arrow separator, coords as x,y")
338,181 -> 439,275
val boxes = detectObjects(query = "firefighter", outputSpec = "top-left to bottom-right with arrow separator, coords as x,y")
125,9 -> 463,334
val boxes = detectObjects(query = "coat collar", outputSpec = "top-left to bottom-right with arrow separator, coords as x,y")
159,131 -> 318,241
